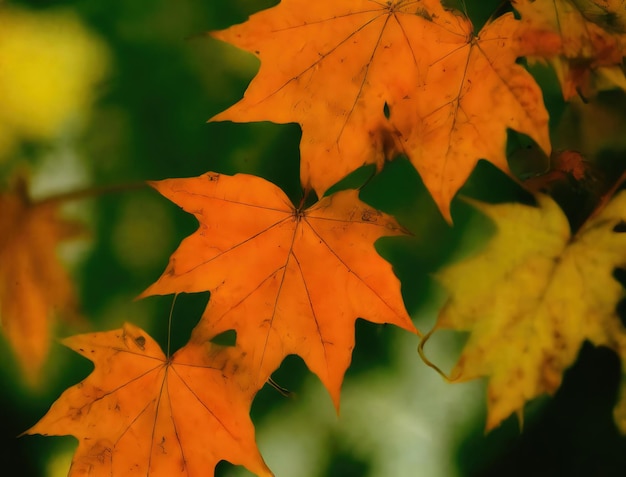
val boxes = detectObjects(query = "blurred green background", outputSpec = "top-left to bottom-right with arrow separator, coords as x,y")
1,0 -> 626,476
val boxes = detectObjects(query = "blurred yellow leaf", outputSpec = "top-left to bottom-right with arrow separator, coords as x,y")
0,5 -> 109,157
433,191 -> 626,431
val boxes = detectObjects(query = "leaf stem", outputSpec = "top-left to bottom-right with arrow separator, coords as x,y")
267,377 -> 294,398
32,181 -> 148,207
417,328 -> 458,382
166,294 -> 178,358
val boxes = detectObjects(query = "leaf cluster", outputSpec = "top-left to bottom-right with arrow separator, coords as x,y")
2,1 -> 626,476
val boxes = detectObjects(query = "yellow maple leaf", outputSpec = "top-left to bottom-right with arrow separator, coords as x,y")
431,191 -> 626,431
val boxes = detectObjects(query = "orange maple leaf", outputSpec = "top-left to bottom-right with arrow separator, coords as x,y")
0,184 -> 82,385
210,1 -> 550,220
26,323 -> 272,477
513,0 -> 626,99
141,172 -> 416,407
394,11 -> 551,220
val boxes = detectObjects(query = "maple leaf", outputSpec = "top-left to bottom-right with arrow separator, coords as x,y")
430,191 -> 626,431
522,150 -> 592,193
26,323 -> 272,477
0,185 -> 82,386
210,1 -> 550,221
141,172 -> 416,407
395,11 -> 551,220
513,0 -> 626,99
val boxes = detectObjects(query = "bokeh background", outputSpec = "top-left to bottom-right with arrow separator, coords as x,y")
1,0 -> 626,476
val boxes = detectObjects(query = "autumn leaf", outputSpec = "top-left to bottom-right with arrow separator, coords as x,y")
514,0 -> 626,99
210,1 -> 550,220
141,172 -> 416,407
0,184 -> 82,386
210,0 -> 443,197
26,323 -> 272,477
429,191 -> 626,431
395,11 -> 551,220
0,5 -> 109,157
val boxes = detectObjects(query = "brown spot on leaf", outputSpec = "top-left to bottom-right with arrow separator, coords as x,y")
361,209 -> 381,223
134,336 -> 146,350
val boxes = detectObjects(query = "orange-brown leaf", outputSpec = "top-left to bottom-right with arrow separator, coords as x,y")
26,323 -> 271,477
395,12 -> 551,219
514,0 -> 626,99
210,0 -> 443,196
210,2 -> 550,220
0,188 -> 81,386
141,172 -> 416,407
523,149 -> 591,193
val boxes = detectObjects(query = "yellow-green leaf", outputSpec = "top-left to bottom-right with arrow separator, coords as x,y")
434,191 -> 626,431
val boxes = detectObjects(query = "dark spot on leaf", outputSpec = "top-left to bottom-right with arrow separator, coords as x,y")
361,209 -> 380,222
415,7 -> 432,21
383,101 -> 390,119
134,336 -> 146,350
613,221 -> 626,233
